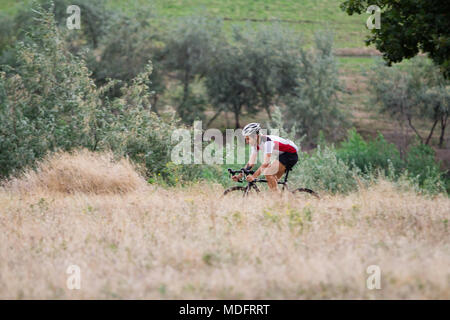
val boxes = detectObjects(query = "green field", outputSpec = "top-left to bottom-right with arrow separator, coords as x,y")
1,0 -> 371,48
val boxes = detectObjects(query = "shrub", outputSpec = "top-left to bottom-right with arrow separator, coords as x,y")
0,7 -> 101,177
335,130 -> 447,195
405,142 -> 447,194
292,146 -> 361,194
0,6 -> 199,185
89,8 -> 165,103
14,0 -> 115,49
336,129 -> 403,175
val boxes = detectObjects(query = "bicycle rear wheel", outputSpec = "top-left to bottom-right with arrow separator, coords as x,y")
292,187 -> 320,199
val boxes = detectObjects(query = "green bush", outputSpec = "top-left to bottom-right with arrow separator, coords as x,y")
291,146 -> 361,194
89,8 -> 165,102
0,8 -> 101,177
405,143 -> 447,194
336,129 -> 403,175
0,6 -> 203,185
334,130 -> 447,195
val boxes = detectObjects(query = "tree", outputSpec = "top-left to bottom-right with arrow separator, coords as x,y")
421,86 -> 449,148
205,24 -> 301,128
0,0 -> 117,69
89,10 -> 165,110
15,0 -> 114,49
232,24 -> 301,119
371,57 -> 449,148
283,33 -> 347,145
0,7 -> 103,176
205,44 -> 258,128
341,0 -> 450,78
163,16 -> 223,123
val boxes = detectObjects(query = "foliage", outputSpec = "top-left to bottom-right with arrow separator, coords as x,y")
405,142 -> 447,194
292,145 -> 361,194
267,105 -> 305,149
0,0 -> 117,71
88,6 -> 166,104
0,7 -> 102,177
341,0 -> 450,78
206,40 -> 258,128
231,24 -> 302,119
371,57 -> 449,147
163,16 -> 223,123
336,129 -> 403,174
206,25 -> 339,134
0,6 -> 195,185
283,32 -> 347,144
17,0 -> 114,49
0,12 -> 14,53
334,129 -> 447,195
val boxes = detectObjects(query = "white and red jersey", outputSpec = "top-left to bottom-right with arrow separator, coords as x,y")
251,135 -> 299,155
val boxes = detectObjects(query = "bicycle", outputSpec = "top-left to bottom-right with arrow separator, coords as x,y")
224,168 -> 320,198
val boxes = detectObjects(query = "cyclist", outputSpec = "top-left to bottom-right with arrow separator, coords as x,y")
232,122 -> 299,192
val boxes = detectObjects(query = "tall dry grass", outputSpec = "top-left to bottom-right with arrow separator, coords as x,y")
0,151 -> 448,299
6,149 -> 147,195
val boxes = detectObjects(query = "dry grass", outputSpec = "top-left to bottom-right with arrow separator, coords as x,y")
0,152 -> 449,299
6,149 -> 147,195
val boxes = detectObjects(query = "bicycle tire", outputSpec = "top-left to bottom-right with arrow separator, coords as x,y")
223,184 -> 260,196
223,186 -> 246,196
292,187 -> 320,199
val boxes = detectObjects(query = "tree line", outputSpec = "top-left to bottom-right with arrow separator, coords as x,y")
0,0 -> 448,150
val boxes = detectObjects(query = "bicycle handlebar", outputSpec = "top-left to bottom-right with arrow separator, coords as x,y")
228,168 -> 255,176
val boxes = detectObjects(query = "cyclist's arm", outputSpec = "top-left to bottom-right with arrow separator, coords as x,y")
235,150 -> 257,179
253,153 -> 271,178
246,150 -> 258,169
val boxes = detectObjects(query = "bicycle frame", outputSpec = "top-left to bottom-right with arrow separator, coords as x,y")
228,168 -> 291,192
253,168 -> 290,191
225,168 -> 319,198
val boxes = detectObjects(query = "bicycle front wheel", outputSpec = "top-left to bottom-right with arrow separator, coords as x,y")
223,186 -> 246,196
223,184 -> 260,197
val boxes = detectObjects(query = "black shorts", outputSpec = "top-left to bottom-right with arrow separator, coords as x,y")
278,152 -> 298,171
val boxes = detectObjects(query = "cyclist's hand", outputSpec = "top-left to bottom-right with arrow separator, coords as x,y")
246,175 -> 255,182
232,174 -> 241,182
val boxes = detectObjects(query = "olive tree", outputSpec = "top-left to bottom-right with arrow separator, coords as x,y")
283,33 -> 347,145
371,57 -> 449,148
89,11 -> 165,110
205,43 -> 258,128
232,24 -> 302,119
163,16 -> 223,123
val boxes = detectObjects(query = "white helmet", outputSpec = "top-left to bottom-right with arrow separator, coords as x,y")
242,123 -> 261,136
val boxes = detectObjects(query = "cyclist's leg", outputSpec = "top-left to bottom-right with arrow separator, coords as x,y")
263,160 -> 286,191
278,152 -> 298,177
